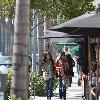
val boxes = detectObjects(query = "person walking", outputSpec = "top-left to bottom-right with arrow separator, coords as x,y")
96,3 -> 100,14
55,52 -> 68,100
42,52 -> 55,100
66,54 -> 75,87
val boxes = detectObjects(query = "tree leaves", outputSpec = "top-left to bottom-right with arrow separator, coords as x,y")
0,0 -> 15,18
30,0 -> 95,26
1,0 -> 95,26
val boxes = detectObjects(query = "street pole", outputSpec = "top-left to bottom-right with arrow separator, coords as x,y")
31,10 -> 37,72
88,36 -> 92,100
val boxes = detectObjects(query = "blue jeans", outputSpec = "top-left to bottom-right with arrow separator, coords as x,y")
45,78 -> 53,100
59,75 -> 66,99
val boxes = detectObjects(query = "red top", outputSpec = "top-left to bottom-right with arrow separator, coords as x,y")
55,57 -> 64,76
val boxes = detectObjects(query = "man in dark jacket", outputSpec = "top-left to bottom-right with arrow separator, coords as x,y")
66,54 -> 75,87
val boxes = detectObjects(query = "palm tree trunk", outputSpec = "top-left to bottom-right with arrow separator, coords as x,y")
11,0 -> 30,99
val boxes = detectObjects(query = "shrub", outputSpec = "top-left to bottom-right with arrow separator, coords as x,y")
29,72 -> 45,96
29,72 -> 59,96
10,94 -> 33,100
9,94 -> 21,100
5,68 -> 58,99
4,67 -> 12,100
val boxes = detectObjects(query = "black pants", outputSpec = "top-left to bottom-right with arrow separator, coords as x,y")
68,76 -> 72,87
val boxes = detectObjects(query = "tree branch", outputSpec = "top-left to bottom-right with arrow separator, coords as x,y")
0,18 -> 14,33
30,16 -> 50,36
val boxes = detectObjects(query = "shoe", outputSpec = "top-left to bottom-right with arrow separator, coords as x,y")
59,96 -> 62,99
47,97 -> 51,100
64,98 -> 66,100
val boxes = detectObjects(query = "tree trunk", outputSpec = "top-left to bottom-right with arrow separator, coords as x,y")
11,0 -> 30,100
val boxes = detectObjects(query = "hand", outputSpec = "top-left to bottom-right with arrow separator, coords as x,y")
42,67 -> 45,72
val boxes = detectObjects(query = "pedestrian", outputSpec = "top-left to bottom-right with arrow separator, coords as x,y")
96,3 -> 100,14
66,54 -> 75,87
42,52 -> 55,100
76,57 -> 82,75
55,52 -> 68,100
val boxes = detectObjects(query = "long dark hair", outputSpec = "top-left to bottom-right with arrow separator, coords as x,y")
66,54 -> 75,67
47,52 -> 54,63
47,52 -> 56,72
42,52 -> 47,65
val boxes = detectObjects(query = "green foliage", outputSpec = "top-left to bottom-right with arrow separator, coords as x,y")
1,0 -> 95,26
10,94 -> 22,100
29,72 -> 45,96
29,72 -> 58,96
4,67 -> 12,100
0,0 -> 15,18
30,0 -> 95,25
5,68 -> 58,99
10,94 -> 33,100
52,77 -> 59,92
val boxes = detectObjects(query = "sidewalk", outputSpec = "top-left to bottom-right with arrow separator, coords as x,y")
32,67 -> 83,100
66,72 -> 83,100
32,96 -> 60,100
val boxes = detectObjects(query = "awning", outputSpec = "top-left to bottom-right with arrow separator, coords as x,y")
39,30 -> 84,42
49,12 -> 100,36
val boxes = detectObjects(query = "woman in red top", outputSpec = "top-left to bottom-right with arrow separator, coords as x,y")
55,52 -> 68,100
